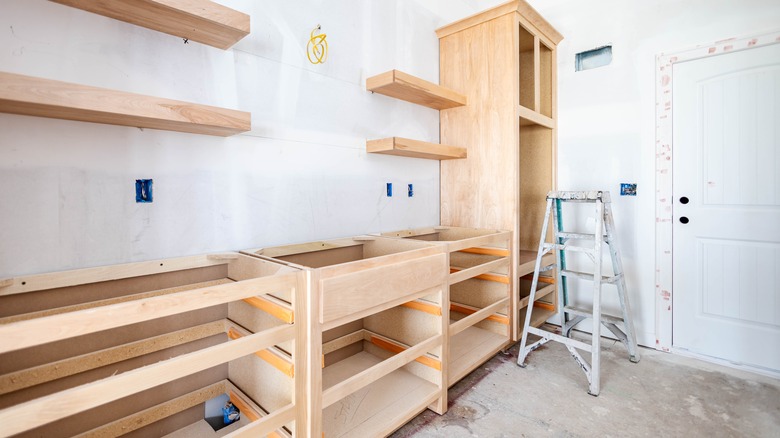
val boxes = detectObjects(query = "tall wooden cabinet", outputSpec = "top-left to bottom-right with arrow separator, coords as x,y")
437,1 -> 563,341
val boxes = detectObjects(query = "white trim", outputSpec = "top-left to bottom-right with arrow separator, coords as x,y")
654,30 -> 780,351
670,347 -> 780,381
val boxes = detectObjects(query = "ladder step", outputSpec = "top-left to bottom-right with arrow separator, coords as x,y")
563,306 -> 625,325
556,232 -> 609,241
526,326 -> 593,352
543,243 -> 595,254
560,270 -> 622,284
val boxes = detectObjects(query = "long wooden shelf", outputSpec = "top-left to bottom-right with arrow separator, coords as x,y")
367,137 -> 466,160
0,72 -> 251,136
322,351 -> 439,437
50,0 -> 250,49
448,325 -> 506,385
367,70 -> 466,110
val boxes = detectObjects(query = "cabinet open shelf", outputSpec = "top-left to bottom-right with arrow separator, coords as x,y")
50,0 -> 250,49
0,72 -> 251,136
322,351 -> 440,437
367,137 -> 466,160
517,249 -> 555,277
448,325 -> 506,385
367,70 -> 466,110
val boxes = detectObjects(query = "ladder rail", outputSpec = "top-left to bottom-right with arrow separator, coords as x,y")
517,198 -> 554,367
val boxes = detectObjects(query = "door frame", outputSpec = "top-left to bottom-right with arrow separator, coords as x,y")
654,30 -> 780,352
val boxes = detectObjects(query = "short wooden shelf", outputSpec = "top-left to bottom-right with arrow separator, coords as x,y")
367,70 -> 466,110
448,325 -> 506,385
367,137 -> 466,160
50,0 -> 250,49
517,249 -> 555,277
0,72 -> 251,136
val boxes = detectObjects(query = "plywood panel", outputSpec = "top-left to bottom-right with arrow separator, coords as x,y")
440,13 -> 518,232
518,125 -> 553,251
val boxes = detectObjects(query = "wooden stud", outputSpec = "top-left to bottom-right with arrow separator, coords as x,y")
243,295 -> 295,324
449,267 -> 509,284
400,299 -> 442,316
450,301 -> 510,325
50,0 -> 250,49
227,326 -> 295,378
0,273 -> 297,354
0,320 -> 226,395
520,273 -> 555,284
0,72 -> 251,137
367,137 -> 467,161
365,331 -> 442,371
457,247 -> 510,257
366,70 -> 466,110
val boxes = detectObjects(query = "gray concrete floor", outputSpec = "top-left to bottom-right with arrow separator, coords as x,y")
392,331 -> 780,438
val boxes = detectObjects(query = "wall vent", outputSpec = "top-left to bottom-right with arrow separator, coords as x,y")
575,45 -> 612,71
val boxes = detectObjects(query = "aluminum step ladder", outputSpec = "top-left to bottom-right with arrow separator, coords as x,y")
517,190 -> 640,396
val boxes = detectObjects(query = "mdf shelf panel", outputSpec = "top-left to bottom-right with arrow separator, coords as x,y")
448,325 -> 506,386
50,0 -> 250,49
0,72 -> 251,136
322,351 -> 439,437
367,70 -> 466,110
367,137 -> 466,161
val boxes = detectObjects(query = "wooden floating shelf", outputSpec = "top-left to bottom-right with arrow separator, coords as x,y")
0,72 -> 251,136
367,70 -> 466,110
50,0 -> 250,49
367,137 -> 466,161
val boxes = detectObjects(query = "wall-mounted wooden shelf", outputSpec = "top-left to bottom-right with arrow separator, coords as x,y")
50,0 -> 250,49
367,137 -> 466,161
0,72 -> 251,137
367,70 -> 466,110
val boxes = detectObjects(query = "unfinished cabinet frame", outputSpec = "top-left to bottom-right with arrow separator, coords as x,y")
49,0 -> 250,50
380,226 -> 513,386
242,236 -> 448,438
437,0 -> 563,341
0,253 -> 305,438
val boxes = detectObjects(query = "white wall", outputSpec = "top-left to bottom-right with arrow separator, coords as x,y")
0,0 -> 470,276
523,0 -> 780,346
4,0 -> 778,346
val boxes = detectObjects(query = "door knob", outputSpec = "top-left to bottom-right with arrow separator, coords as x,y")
679,216 -> 689,224
679,196 -> 689,204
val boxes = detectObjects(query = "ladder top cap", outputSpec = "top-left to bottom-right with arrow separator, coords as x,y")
547,191 -> 611,202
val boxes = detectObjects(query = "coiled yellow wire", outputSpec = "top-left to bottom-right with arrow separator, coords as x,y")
307,25 -> 328,64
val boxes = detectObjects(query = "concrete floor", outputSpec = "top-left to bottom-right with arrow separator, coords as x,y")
392,331 -> 780,438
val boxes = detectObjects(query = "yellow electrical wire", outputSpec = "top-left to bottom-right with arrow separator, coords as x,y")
307,25 -> 328,64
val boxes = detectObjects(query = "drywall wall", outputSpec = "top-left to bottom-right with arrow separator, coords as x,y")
0,0 -> 454,276
524,0 -> 780,347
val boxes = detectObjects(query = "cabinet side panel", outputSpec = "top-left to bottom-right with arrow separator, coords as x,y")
440,14 -> 519,232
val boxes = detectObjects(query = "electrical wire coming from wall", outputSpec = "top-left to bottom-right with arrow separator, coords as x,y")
307,25 -> 328,64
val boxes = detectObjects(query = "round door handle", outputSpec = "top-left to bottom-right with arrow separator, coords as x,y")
680,196 -> 689,204
679,216 -> 690,224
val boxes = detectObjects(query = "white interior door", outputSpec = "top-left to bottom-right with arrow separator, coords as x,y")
672,43 -> 780,372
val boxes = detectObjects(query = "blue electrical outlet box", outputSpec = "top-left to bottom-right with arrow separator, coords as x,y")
408,184 -> 413,197
136,179 -> 153,203
620,183 -> 636,196
386,183 -> 392,197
